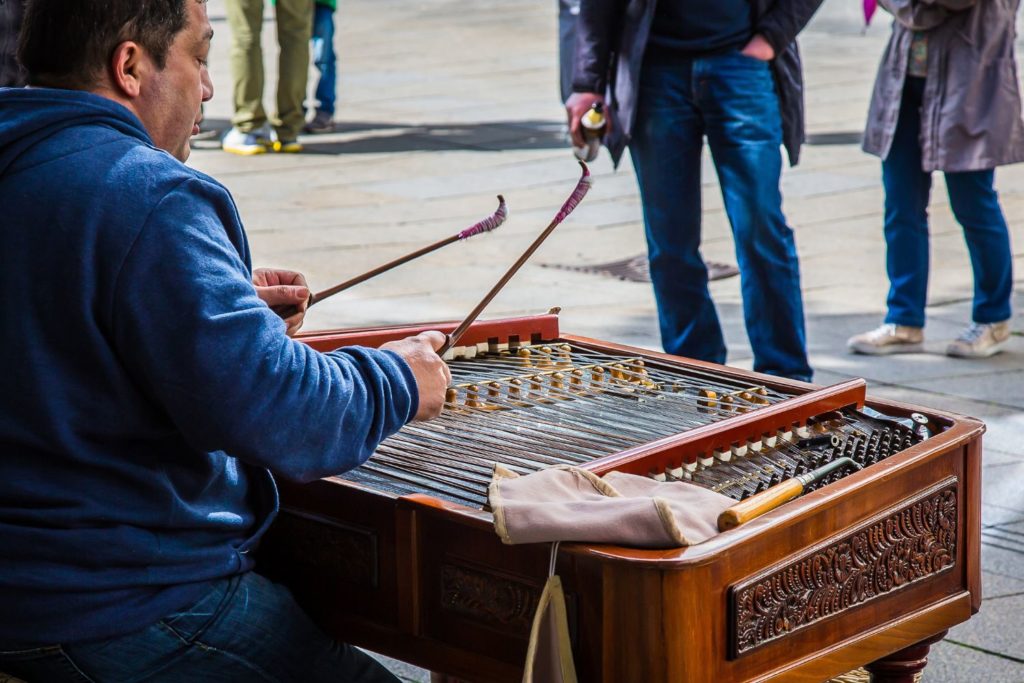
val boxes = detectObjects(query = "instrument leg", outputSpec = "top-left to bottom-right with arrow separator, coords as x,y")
863,630 -> 947,682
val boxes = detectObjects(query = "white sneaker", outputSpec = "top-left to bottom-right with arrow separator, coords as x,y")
222,127 -> 269,155
946,320 -> 1011,358
847,323 -> 924,355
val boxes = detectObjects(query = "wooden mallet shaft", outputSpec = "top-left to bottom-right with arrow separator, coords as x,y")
717,456 -> 860,532
271,195 -> 507,320
438,161 -> 592,355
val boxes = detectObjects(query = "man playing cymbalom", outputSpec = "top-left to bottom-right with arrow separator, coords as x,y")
0,1 -> 449,680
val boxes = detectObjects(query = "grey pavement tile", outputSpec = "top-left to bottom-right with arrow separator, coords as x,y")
540,224 -> 647,263
986,520 -> 1024,551
799,261 -> 890,296
947,594 -> 1024,662
983,503 -> 1024,528
980,541 -> 1024,583
911,369 -> 1024,412
983,547 -> 1024,586
803,286 -> 892,318
780,170 -> 881,198
357,158 -> 591,201
554,307 -> 662,350
972,411 -> 1024,457
982,526 -> 1024,586
981,567 -> 1024,600
795,204 -> 882,235
925,640 -> 1024,683
983,448 -> 1024,466
555,200 -> 644,231
811,345 -> 1001,388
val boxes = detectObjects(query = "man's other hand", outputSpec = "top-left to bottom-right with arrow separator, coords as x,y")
740,34 -> 775,61
253,268 -> 310,336
381,331 -> 452,421
566,92 -> 609,148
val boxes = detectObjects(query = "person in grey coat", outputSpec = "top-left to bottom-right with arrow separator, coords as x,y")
848,0 -> 1022,358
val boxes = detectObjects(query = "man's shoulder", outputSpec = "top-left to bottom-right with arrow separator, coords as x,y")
31,132 -> 240,245
11,115 -> 229,203
112,139 -> 224,187
82,137 -> 233,212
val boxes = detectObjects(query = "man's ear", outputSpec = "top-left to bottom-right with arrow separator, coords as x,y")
109,41 -> 147,98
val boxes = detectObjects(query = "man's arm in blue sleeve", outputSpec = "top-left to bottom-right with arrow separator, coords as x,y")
111,177 -> 418,482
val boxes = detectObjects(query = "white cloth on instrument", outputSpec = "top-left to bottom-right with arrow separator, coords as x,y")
489,464 -> 733,548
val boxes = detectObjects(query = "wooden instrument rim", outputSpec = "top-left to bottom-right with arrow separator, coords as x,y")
294,313 -> 562,351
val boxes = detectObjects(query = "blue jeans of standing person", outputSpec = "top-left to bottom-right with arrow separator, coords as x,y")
311,2 -> 337,115
630,48 -> 812,381
0,572 -> 399,683
882,77 -> 1013,328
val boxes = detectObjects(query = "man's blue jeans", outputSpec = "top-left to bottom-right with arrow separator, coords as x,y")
311,3 -> 337,115
882,77 -> 1013,328
0,572 -> 398,682
630,49 -> 812,381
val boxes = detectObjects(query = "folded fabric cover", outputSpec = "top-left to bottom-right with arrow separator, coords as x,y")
489,464 -> 734,548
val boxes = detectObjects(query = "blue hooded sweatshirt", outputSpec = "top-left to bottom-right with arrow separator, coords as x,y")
0,87 -> 419,647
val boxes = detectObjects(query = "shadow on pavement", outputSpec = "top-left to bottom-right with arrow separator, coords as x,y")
195,118 -> 569,154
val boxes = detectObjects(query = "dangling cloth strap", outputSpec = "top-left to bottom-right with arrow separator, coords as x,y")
522,542 -> 577,683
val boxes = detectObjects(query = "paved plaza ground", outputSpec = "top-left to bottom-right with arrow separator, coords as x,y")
191,1 -> 1024,679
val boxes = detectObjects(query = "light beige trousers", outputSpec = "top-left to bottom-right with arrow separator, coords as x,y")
226,0 -> 313,140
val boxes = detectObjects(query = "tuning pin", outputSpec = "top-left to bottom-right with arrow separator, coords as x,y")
911,412 -> 932,440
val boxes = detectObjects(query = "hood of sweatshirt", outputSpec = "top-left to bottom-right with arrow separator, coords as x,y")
0,86 -> 153,178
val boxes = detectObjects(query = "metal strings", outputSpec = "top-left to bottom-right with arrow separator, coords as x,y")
679,410 -> 922,501
340,341 -> 794,508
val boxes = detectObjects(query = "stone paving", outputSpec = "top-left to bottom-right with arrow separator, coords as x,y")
193,0 -> 1024,679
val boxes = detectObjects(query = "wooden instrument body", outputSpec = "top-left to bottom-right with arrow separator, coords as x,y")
258,315 -> 983,683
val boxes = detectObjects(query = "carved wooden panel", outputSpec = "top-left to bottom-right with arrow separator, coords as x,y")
268,510 -> 378,588
440,562 -> 540,634
730,478 -> 958,657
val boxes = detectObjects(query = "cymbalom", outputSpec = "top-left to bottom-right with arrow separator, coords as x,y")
259,312 -> 984,683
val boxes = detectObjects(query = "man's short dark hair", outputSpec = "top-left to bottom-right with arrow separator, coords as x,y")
18,0 -> 192,89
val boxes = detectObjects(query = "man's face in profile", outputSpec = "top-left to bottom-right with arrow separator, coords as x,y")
141,0 -> 214,161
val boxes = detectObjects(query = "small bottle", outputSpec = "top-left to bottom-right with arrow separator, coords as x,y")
573,102 -> 606,162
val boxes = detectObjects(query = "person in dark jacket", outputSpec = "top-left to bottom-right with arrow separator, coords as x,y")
567,0 -> 822,382
0,1 -> 449,681
0,0 -> 25,86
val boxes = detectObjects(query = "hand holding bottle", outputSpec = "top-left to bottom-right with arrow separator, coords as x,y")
566,92 -> 610,161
